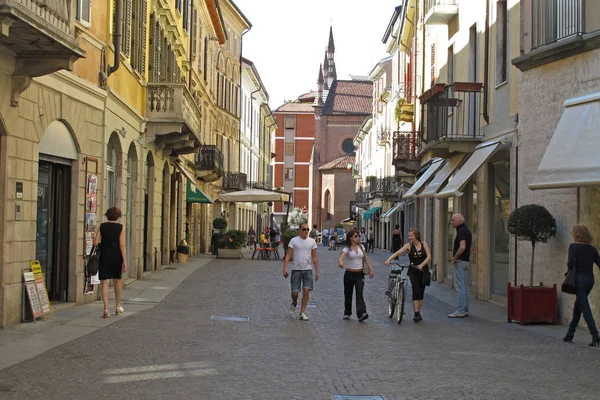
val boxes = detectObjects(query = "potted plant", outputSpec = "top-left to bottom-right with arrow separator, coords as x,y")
506,204 -> 558,325
211,217 -> 228,255
365,175 -> 376,183
217,230 -> 248,259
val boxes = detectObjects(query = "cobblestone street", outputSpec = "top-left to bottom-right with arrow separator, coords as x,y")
1,247 -> 599,400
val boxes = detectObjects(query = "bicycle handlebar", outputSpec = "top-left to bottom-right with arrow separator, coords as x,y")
389,262 -> 416,275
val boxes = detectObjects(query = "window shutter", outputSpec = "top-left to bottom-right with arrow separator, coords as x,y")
123,0 -> 132,57
112,0 -> 117,35
140,0 -> 148,76
192,9 -> 197,59
430,44 -> 436,86
77,0 -> 91,26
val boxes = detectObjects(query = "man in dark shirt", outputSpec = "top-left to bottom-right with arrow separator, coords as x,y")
449,213 -> 472,318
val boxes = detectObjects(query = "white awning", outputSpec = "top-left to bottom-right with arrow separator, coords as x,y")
402,158 -> 445,199
218,189 -> 290,203
418,154 -> 466,198
380,203 -> 403,223
530,92 -> 600,190
437,138 -> 509,198
173,160 -> 201,191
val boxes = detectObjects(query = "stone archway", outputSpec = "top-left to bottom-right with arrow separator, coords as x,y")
144,151 -> 155,271
126,143 -> 139,279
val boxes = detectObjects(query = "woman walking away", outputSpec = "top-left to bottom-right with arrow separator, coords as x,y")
93,207 -> 127,318
385,229 -> 431,323
563,224 -> 600,346
391,225 -> 402,254
338,229 -> 374,321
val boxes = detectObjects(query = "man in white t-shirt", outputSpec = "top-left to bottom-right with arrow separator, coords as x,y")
283,223 -> 319,321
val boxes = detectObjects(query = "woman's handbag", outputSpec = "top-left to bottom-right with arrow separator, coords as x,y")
86,246 -> 100,276
360,245 -> 370,275
422,266 -> 431,286
561,247 -> 577,295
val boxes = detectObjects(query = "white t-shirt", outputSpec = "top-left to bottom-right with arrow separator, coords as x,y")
289,236 -> 317,270
342,245 -> 364,270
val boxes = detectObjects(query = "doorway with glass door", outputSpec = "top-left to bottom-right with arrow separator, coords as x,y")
36,159 -> 71,302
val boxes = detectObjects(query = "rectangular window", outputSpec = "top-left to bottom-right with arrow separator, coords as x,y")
76,0 -> 91,26
430,43 -> 436,86
285,168 -> 294,180
285,142 -> 294,156
284,117 -> 295,129
447,45 -> 454,84
495,0 -> 507,84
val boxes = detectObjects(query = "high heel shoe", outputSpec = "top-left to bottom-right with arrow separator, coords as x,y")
115,306 -> 124,315
102,310 -> 110,319
563,333 -> 574,343
589,335 -> 600,347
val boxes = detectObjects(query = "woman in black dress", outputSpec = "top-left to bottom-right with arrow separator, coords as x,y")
385,228 -> 431,323
93,207 -> 127,318
563,224 -> 600,346
391,225 -> 402,254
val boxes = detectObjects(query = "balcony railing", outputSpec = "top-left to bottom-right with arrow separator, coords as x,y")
368,178 -> 384,198
532,0 -> 586,49
424,0 -> 459,25
246,181 -> 272,191
383,177 -> 400,200
148,83 -> 201,137
393,131 -> 421,161
195,145 -> 224,181
396,81 -> 413,104
355,192 -> 369,205
222,172 -> 247,191
421,82 -> 484,144
376,127 -> 391,146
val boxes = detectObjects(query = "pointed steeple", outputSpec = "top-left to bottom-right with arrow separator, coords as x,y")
318,64 -> 323,84
317,64 -> 324,107
328,26 -> 335,52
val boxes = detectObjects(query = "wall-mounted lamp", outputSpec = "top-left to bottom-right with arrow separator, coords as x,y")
135,136 -> 144,145
117,127 -> 127,137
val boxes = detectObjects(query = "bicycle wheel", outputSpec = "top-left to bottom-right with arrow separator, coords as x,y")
387,290 -> 396,319
396,282 -> 406,324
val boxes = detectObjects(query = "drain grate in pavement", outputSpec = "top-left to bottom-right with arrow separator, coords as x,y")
210,315 -> 250,322
332,396 -> 386,400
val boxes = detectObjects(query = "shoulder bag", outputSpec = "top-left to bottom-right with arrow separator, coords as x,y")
86,245 -> 100,276
359,244 -> 370,275
561,246 -> 577,295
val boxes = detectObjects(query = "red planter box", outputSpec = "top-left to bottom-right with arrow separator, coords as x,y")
507,283 -> 558,325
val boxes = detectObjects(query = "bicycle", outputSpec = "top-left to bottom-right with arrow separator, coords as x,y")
386,262 -> 414,325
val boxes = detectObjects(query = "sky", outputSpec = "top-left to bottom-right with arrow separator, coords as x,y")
234,0 -> 401,110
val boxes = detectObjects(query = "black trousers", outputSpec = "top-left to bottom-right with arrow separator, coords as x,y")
408,269 -> 426,301
344,270 -> 367,317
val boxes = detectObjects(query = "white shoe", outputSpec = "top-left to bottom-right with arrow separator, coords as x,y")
299,312 -> 309,321
289,303 -> 297,314
448,311 -> 466,318
343,315 -> 350,320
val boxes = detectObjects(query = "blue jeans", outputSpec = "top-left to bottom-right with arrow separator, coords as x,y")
567,276 -> 597,336
455,260 -> 469,313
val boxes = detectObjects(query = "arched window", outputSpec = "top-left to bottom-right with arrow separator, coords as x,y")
106,132 -> 122,207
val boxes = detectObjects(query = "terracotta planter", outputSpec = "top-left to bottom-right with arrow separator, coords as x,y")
507,283 -> 558,325
217,248 -> 243,259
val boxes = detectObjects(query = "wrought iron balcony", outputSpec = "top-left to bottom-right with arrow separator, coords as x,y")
147,82 -> 202,155
532,0 -> 587,49
0,0 -> 85,106
368,178 -> 385,198
195,145 -> 224,182
393,131 -> 421,173
355,192 -> 369,207
424,0 -> 458,25
395,81 -> 414,104
222,172 -> 247,191
420,82 -> 484,154
382,177 -> 401,200
246,181 -> 272,190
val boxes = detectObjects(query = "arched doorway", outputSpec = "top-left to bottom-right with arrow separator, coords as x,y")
106,132 -> 122,208
36,120 -> 78,301
144,151 -> 155,271
161,162 -> 170,265
126,143 -> 138,279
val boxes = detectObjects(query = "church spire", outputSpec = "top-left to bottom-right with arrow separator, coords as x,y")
328,26 -> 335,52
318,64 -> 323,84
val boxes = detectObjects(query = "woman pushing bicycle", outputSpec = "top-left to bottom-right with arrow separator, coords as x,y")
385,228 -> 431,323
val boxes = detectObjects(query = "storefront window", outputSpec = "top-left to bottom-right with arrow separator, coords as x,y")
491,161 -> 511,298
446,197 -> 455,283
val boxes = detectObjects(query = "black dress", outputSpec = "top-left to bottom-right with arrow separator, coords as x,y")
408,243 -> 428,301
392,230 -> 402,253
99,222 -> 124,280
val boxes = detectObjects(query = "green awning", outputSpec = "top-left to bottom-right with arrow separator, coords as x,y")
362,206 -> 381,220
186,180 -> 213,204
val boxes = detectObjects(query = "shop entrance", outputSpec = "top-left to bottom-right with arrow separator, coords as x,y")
36,160 -> 71,301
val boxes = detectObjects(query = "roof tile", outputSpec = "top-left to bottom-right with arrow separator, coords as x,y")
323,80 -> 373,116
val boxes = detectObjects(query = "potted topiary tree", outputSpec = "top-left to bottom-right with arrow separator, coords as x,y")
506,204 -> 558,325
211,217 -> 228,255
217,230 -> 248,259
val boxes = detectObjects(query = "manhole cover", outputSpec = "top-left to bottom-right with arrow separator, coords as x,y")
332,396 -> 386,400
210,315 -> 250,322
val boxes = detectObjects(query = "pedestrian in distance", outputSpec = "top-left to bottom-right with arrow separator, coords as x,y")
448,213 -> 472,318
322,227 -> 329,248
329,228 -> 339,250
247,226 -> 256,249
359,227 -> 367,249
92,207 -> 127,319
283,223 -> 319,321
338,229 -> 373,321
563,224 -> 600,347
309,224 -> 318,241
391,224 -> 402,254
367,227 -> 375,253
385,228 -> 431,322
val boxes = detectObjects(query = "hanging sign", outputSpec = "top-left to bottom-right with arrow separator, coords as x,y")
30,261 -> 53,317
23,271 -> 43,320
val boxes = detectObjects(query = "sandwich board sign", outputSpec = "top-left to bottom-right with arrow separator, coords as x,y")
30,261 -> 53,318
23,271 -> 43,321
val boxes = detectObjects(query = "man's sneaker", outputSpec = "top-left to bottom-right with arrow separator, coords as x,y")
448,311 -> 466,318
358,313 -> 369,322
299,312 -> 309,321
290,303 -> 297,314
465,311 -> 470,317
343,315 -> 350,320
